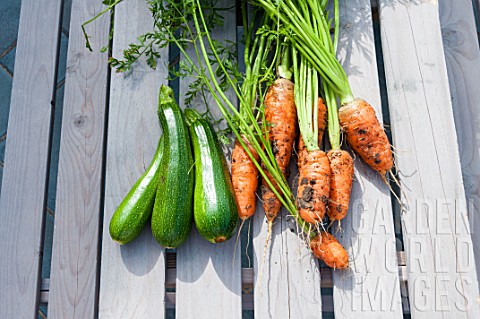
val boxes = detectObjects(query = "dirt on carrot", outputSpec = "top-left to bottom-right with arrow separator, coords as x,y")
327,150 -> 354,222
310,232 -> 349,269
297,150 -> 331,224
339,98 -> 393,175
232,136 -> 260,220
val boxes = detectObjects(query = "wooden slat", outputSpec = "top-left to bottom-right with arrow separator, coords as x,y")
96,1 -> 168,318
331,0 -> 403,317
47,0 -> 109,317
378,0 -> 480,317
253,168 -> 323,319
439,0 -> 480,286
175,1 -> 242,318
0,0 -> 62,317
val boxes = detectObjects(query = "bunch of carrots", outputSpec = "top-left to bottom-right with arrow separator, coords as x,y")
231,0 -> 395,269
84,0 -> 396,271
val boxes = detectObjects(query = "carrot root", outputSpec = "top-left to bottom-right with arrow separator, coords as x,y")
232,218 -> 246,268
257,220 -> 273,288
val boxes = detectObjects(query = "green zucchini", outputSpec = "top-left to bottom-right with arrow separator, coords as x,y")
151,85 -> 194,248
109,135 -> 164,245
185,108 -> 238,243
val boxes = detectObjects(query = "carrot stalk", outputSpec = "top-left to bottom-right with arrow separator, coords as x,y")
297,98 -> 327,169
312,1 -> 354,225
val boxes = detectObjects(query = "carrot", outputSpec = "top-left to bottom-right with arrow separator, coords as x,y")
261,77 -> 297,222
291,43 -> 333,225
232,137 -> 260,220
339,99 -> 393,175
297,97 -> 327,168
326,150 -> 354,222
256,75 -> 297,285
310,232 -> 349,269
297,150 -> 331,223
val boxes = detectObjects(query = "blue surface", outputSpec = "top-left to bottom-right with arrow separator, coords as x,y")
47,82 -> 65,211
0,67 -> 12,136
0,137 -> 4,162
0,47 -> 15,75
38,305 -> 47,319
41,212 -> 55,280
62,0 -> 72,34
57,32 -> 69,83
0,0 -> 21,54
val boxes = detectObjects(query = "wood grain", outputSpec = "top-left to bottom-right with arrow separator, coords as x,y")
439,0 -> 480,287
175,1 -> 242,318
379,0 -> 480,316
47,0 -> 109,317
0,0 -> 62,317
331,0 -> 403,317
96,1 -> 168,318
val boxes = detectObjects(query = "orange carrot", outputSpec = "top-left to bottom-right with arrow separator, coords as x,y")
231,137 -> 260,220
339,99 -> 393,175
310,232 -> 349,269
256,77 -> 297,285
327,150 -> 354,221
297,150 -> 331,223
261,78 -> 297,222
297,98 -> 327,169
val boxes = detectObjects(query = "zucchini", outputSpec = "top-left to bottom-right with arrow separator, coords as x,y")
109,135 -> 164,245
151,85 -> 194,248
185,108 -> 238,243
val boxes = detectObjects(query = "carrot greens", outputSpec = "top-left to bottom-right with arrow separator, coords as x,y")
254,0 -> 354,104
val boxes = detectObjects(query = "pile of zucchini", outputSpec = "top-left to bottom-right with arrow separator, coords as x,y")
109,85 -> 238,248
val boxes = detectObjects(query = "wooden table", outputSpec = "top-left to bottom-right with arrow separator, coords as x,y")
1,0 -> 480,318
